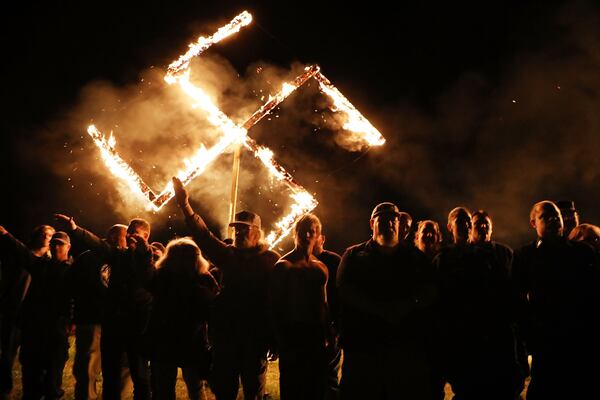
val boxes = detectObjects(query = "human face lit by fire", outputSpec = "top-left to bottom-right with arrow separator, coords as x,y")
371,213 -> 400,246
233,224 -> 260,249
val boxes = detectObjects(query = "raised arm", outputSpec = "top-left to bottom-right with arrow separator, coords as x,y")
172,177 -> 229,264
54,214 -> 112,261
0,225 -> 33,268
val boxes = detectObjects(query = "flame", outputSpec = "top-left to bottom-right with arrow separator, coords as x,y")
87,11 -> 385,248
315,72 -> 386,148
265,191 -> 318,248
87,125 -> 158,209
165,11 -> 252,83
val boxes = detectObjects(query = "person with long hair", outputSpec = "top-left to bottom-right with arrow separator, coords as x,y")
149,237 -> 219,400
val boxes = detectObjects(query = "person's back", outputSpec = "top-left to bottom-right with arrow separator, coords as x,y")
210,244 -> 279,340
172,177 -> 279,400
67,250 -> 107,326
149,238 -> 219,400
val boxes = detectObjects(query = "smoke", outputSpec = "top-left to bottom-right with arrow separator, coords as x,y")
9,2 -> 600,252
362,2 -> 600,247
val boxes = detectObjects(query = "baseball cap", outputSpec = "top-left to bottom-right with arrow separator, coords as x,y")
228,211 -> 261,229
50,231 -> 70,245
371,202 -> 401,219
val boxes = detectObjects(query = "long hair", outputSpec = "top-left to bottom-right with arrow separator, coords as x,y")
155,237 -> 210,277
414,220 -> 442,254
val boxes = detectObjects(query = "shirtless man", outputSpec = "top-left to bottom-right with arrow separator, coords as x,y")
271,214 -> 329,400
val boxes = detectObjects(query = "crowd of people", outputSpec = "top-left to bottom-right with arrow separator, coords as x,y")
0,178 -> 599,400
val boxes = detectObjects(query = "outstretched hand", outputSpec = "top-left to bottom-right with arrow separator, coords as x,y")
172,177 -> 189,208
0,225 -> 7,236
54,214 -> 77,231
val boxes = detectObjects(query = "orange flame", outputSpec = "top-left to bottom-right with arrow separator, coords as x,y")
315,72 -> 385,149
88,11 -> 385,248
165,11 -> 252,83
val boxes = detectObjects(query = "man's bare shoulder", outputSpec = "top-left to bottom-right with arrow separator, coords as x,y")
309,257 -> 329,277
274,256 -> 294,270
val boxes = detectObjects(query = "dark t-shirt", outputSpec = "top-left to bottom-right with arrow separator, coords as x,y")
514,238 -> 600,355
315,249 -> 341,327
65,249 -> 107,325
434,241 -> 515,340
337,239 -> 434,350
185,214 -> 280,342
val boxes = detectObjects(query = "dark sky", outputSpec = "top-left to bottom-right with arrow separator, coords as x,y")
1,0 -> 598,253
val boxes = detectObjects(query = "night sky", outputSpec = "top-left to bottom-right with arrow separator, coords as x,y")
1,1 -> 598,254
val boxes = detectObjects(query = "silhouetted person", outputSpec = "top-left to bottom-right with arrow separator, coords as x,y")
0,224 -> 54,399
66,224 -> 127,400
414,220 -> 442,261
435,209 -> 525,399
149,237 -> 219,400
0,227 -> 72,400
514,200 -> 600,399
337,202 -> 436,400
271,214 -> 329,400
313,229 -> 342,399
556,200 -> 579,238
150,242 -> 165,264
398,211 -> 413,244
568,223 -> 600,252
413,219 -> 444,399
55,214 -> 154,400
172,177 -> 280,400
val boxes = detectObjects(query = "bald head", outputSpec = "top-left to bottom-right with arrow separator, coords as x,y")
530,200 -> 563,240
447,206 -> 472,245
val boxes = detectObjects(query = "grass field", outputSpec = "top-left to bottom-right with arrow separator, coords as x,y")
9,337 -> 528,399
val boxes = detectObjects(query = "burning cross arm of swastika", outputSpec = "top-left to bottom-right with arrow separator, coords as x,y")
87,11 -> 385,248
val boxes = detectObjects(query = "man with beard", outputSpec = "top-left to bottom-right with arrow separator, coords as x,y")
435,208 -> 526,399
514,201 -> 600,399
337,202 -> 436,399
172,177 -> 280,400
271,214 -> 329,399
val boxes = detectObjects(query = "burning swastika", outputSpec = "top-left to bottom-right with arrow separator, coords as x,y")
87,11 -> 385,248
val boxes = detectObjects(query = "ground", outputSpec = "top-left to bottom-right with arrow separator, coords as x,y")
10,337 -> 528,399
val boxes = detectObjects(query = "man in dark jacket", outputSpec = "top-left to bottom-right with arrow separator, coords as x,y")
0,224 -> 55,399
55,214 -> 154,400
173,177 -> 280,400
0,226 -> 72,400
66,224 -> 127,400
337,202 -> 436,400
434,208 -> 525,400
514,200 -> 600,399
